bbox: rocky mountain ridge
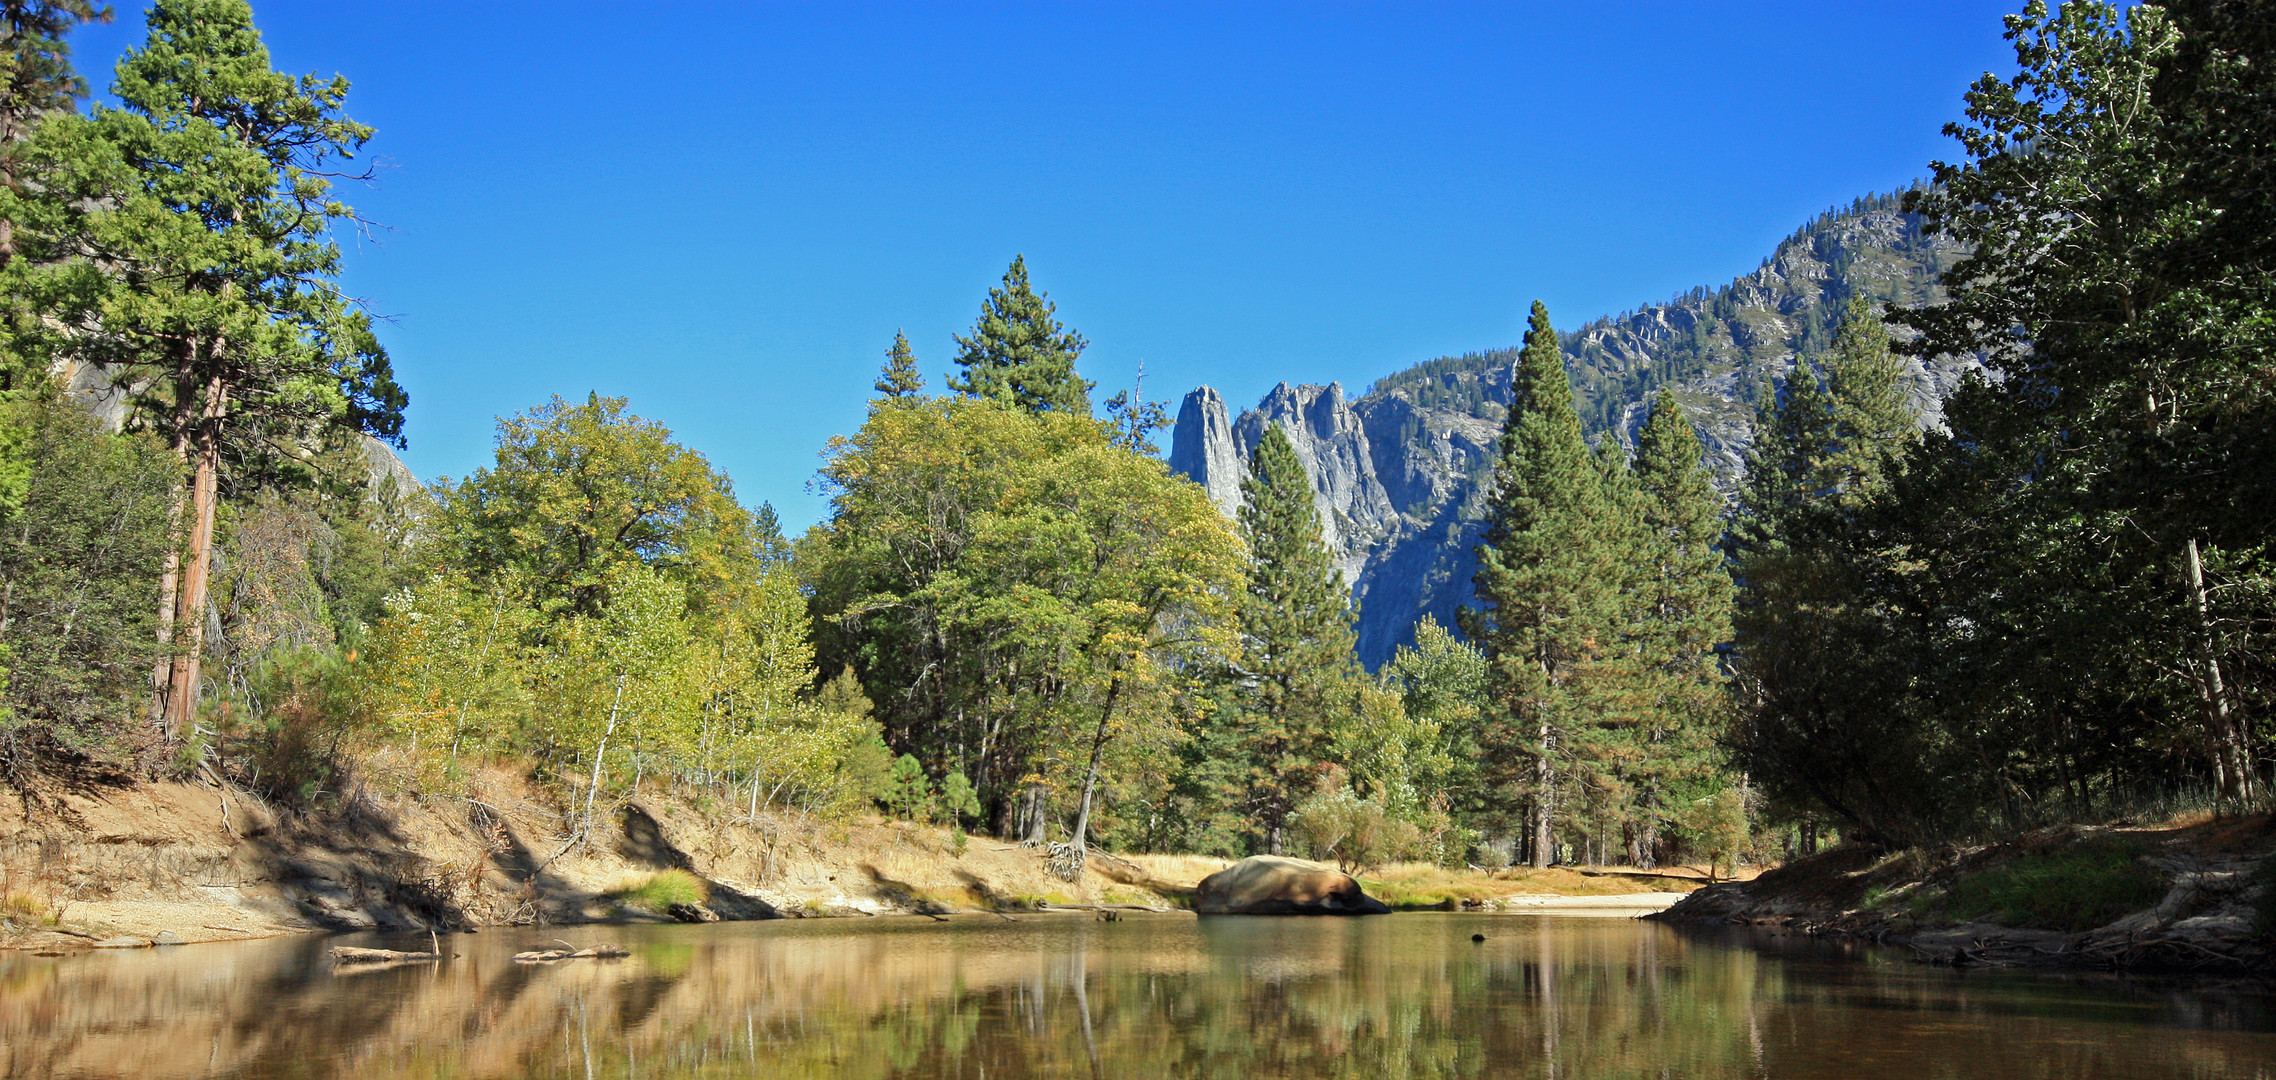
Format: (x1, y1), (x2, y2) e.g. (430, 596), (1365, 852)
(1170, 191), (1982, 667)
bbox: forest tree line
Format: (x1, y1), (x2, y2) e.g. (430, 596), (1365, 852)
(0, 0), (2265, 876)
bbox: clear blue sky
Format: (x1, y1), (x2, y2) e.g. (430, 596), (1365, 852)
(75, 2), (2021, 529)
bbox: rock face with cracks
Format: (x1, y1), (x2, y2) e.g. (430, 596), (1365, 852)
(1193, 856), (1391, 916)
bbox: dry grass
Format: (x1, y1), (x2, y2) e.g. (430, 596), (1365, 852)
(0, 890), (50, 927)
(1358, 863), (1715, 907)
(1116, 853), (1236, 888)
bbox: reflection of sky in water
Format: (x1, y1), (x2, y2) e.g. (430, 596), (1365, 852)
(3, 913), (2274, 1079)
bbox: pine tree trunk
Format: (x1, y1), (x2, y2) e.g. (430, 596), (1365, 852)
(2185, 537), (2253, 804)
(150, 392), (193, 739)
(1530, 722), (1554, 868)
(149, 498), (183, 736)
(163, 372), (226, 733)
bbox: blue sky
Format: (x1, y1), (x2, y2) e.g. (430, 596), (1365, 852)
(76, 2), (2021, 529)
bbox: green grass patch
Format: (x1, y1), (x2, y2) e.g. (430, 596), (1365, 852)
(1926, 838), (2166, 932)
(616, 869), (706, 914)
(1363, 879), (1498, 909)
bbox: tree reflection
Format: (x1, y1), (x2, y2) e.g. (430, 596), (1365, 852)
(0, 916), (2269, 1079)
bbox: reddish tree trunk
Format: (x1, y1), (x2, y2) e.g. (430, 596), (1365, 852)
(163, 370), (225, 733)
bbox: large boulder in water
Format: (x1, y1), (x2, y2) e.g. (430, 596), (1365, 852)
(1193, 856), (1392, 915)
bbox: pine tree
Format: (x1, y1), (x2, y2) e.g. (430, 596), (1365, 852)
(1820, 298), (1914, 502)
(66, 0), (407, 735)
(752, 501), (789, 568)
(0, 0), (103, 272)
(1729, 306), (1920, 842)
(874, 329), (925, 398)
(1625, 388), (1734, 866)
(0, 1), (105, 513)
(1575, 436), (1652, 859)
(1460, 301), (1618, 867)
(1732, 365), (1835, 559)
(1235, 423), (1357, 854)
(947, 255), (1093, 416)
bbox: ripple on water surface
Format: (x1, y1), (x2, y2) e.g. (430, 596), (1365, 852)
(3, 912), (2274, 1079)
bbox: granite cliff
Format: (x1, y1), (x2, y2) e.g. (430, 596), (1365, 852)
(1170, 192), (1982, 667)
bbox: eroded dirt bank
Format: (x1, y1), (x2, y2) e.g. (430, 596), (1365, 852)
(1649, 817), (2275, 974)
(0, 771), (1194, 951)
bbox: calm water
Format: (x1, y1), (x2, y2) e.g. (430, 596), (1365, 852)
(3, 912), (2273, 1079)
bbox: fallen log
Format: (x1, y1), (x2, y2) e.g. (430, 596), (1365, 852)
(512, 943), (630, 963)
(331, 930), (445, 965)
(330, 946), (437, 964)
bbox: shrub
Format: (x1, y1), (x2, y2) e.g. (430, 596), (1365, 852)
(225, 647), (365, 808)
(1681, 789), (1752, 881)
(1289, 773), (1426, 874)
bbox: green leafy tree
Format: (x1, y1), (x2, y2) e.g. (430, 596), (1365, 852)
(559, 564), (693, 841)
(358, 568), (536, 776)
(1379, 615), (1487, 836)
(1460, 301), (1620, 867)
(436, 394), (756, 619)
(806, 394), (1241, 847)
(946, 255), (1093, 416)
(1234, 423), (1359, 854)
(1888, 0), (2276, 808)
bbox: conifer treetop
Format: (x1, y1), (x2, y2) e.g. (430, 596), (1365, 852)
(948, 255), (1093, 416)
(875, 329), (925, 398)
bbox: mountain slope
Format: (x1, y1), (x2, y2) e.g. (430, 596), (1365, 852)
(1170, 190), (1980, 667)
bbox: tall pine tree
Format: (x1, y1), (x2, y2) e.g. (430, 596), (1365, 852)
(1729, 301), (1923, 842)
(875, 329), (925, 398)
(1732, 364), (1836, 560)
(1821, 299), (1913, 502)
(62, 0), (407, 734)
(1624, 388), (1734, 866)
(1461, 301), (1619, 867)
(1234, 423), (1357, 854)
(947, 255), (1092, 416)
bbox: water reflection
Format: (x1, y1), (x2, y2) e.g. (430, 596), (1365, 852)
(2, 914), (2271, 1079)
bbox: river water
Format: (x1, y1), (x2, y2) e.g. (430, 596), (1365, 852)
(2, 911), (2272, 1079)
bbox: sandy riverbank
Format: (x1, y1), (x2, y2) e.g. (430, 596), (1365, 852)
(3, 770), (1713, 950)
